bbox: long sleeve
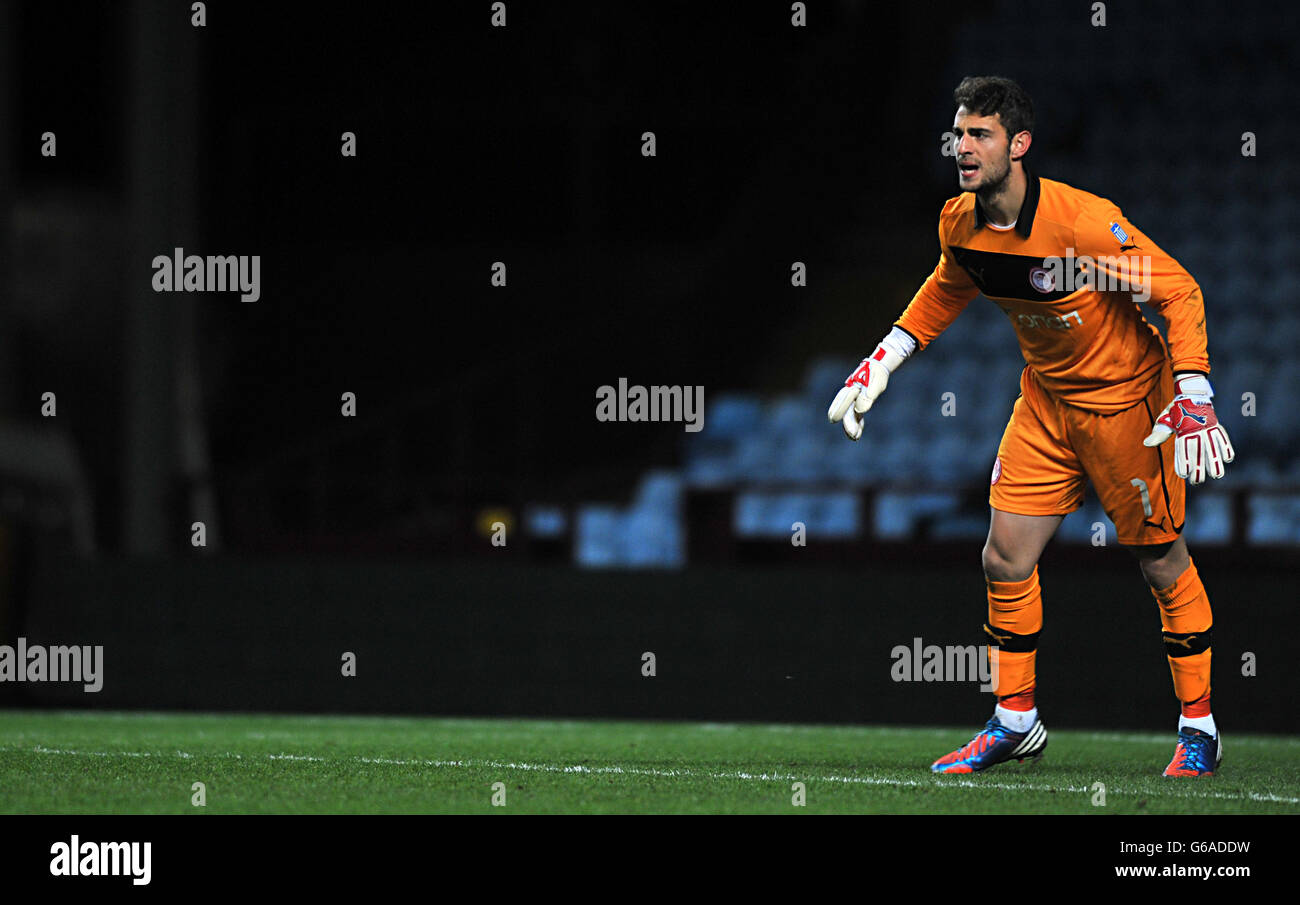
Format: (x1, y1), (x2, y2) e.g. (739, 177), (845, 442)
(894, 219), (980, 350)
(1076, 200), (1210, 376)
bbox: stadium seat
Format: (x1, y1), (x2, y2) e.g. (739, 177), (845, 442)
(704, 394), (763, 440)
(873, 491), (962, 541)
(1183, 494), (1233, 545)
(1246, 494), (1300, 545)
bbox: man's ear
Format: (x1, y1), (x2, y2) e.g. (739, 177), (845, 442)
(1009, 130), (1033, 162)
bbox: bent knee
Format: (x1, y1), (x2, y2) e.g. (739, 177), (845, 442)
(982, 543), (1037, 583)
(1127, 538), (1190, 589)
(1138, 556), (1187, 590)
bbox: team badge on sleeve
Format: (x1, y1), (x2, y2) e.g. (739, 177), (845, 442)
(1109, 221), (1130, 245)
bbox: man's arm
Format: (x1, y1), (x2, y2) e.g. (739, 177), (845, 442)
(1077, 200), (1232, 483)
(828, 212), (978, 440)
(893, 222), (981, 350)
(1079, 200), (1210, 376)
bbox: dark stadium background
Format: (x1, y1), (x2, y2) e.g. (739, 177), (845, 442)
(1, 1), (1296, 731)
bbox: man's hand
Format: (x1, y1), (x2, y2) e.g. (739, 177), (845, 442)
(828, 344), (904, 441)
(1142, 373), (1235, 484)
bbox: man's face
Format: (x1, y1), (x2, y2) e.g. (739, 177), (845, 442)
(952, 106), (1012, 192)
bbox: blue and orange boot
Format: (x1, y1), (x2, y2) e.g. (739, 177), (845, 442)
(931, 714), (1048, 773)
(1162, 727), (1222, 776)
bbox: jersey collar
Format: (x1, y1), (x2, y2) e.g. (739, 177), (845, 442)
(973, 163), (1039, 239)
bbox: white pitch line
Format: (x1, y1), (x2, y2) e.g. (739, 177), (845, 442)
(407, 757), (1300, 805)
(16, 745), (1299, 806)
(32, 712), (1300, 748)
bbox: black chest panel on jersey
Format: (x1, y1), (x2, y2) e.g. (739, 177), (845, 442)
(949, 245), (1085, 303)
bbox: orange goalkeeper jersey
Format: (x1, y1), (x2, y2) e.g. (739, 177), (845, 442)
(895, 166), (1210, 413)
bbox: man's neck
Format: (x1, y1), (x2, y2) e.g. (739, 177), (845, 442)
(977, 163), (1027, 227)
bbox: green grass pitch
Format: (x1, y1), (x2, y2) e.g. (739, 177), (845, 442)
(0, 710), (1296, 814)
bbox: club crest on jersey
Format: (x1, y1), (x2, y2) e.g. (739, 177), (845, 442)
(1109, 221), (1129, 245)
(1028, 266), (1055, 293)
(990, 456), (1002, 485)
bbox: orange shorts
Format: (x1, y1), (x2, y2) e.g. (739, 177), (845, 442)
(988, 364), (1184, 546)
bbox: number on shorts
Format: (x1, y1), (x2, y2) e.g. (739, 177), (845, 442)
(1130, 478), (1153, 517)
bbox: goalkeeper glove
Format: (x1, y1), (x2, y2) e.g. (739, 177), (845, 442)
(1142, 372), (1235, 484)
(827, 336), (907, 441)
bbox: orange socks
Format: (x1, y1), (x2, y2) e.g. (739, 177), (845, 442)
(984, 559), (1213, 719)
(1151, 556), (1213, 716)
(985, 566), (1043, 702)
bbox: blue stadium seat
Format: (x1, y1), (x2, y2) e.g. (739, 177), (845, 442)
(704, 394), (763, 440)
(1183, 494), (1233, 545)
(524, 505), (567, 539)
(734, 436), (784, 484)
(876, 435), (926, 482)
(1217, 457), (1280, 490)
(930, 514), (990, 541)
(771, 435), (829, 482)
(924, 434), (979, 484)
(821, 440), (867, 486)
(873, 491), (961, 541)
(623, 510), (684, 567)
(1246, 494), (1300, 545)
(574, 505), (624, 568)
(684, 452), (738, 489)
(633, 470), (682, 515)
(734, 491), (860, 540)
(765, 394), (819, 438)
(573, 471), (688, 569)
(804, 358), (855, 400)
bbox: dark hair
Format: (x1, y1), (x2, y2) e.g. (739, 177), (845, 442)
(953, 76), (1034, 144)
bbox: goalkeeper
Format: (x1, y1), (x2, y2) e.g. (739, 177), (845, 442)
(829, 76), (1233, 776)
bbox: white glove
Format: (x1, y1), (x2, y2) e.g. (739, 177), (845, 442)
(1142, 373), (1235, 484)
(827, 343), (905, 441)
